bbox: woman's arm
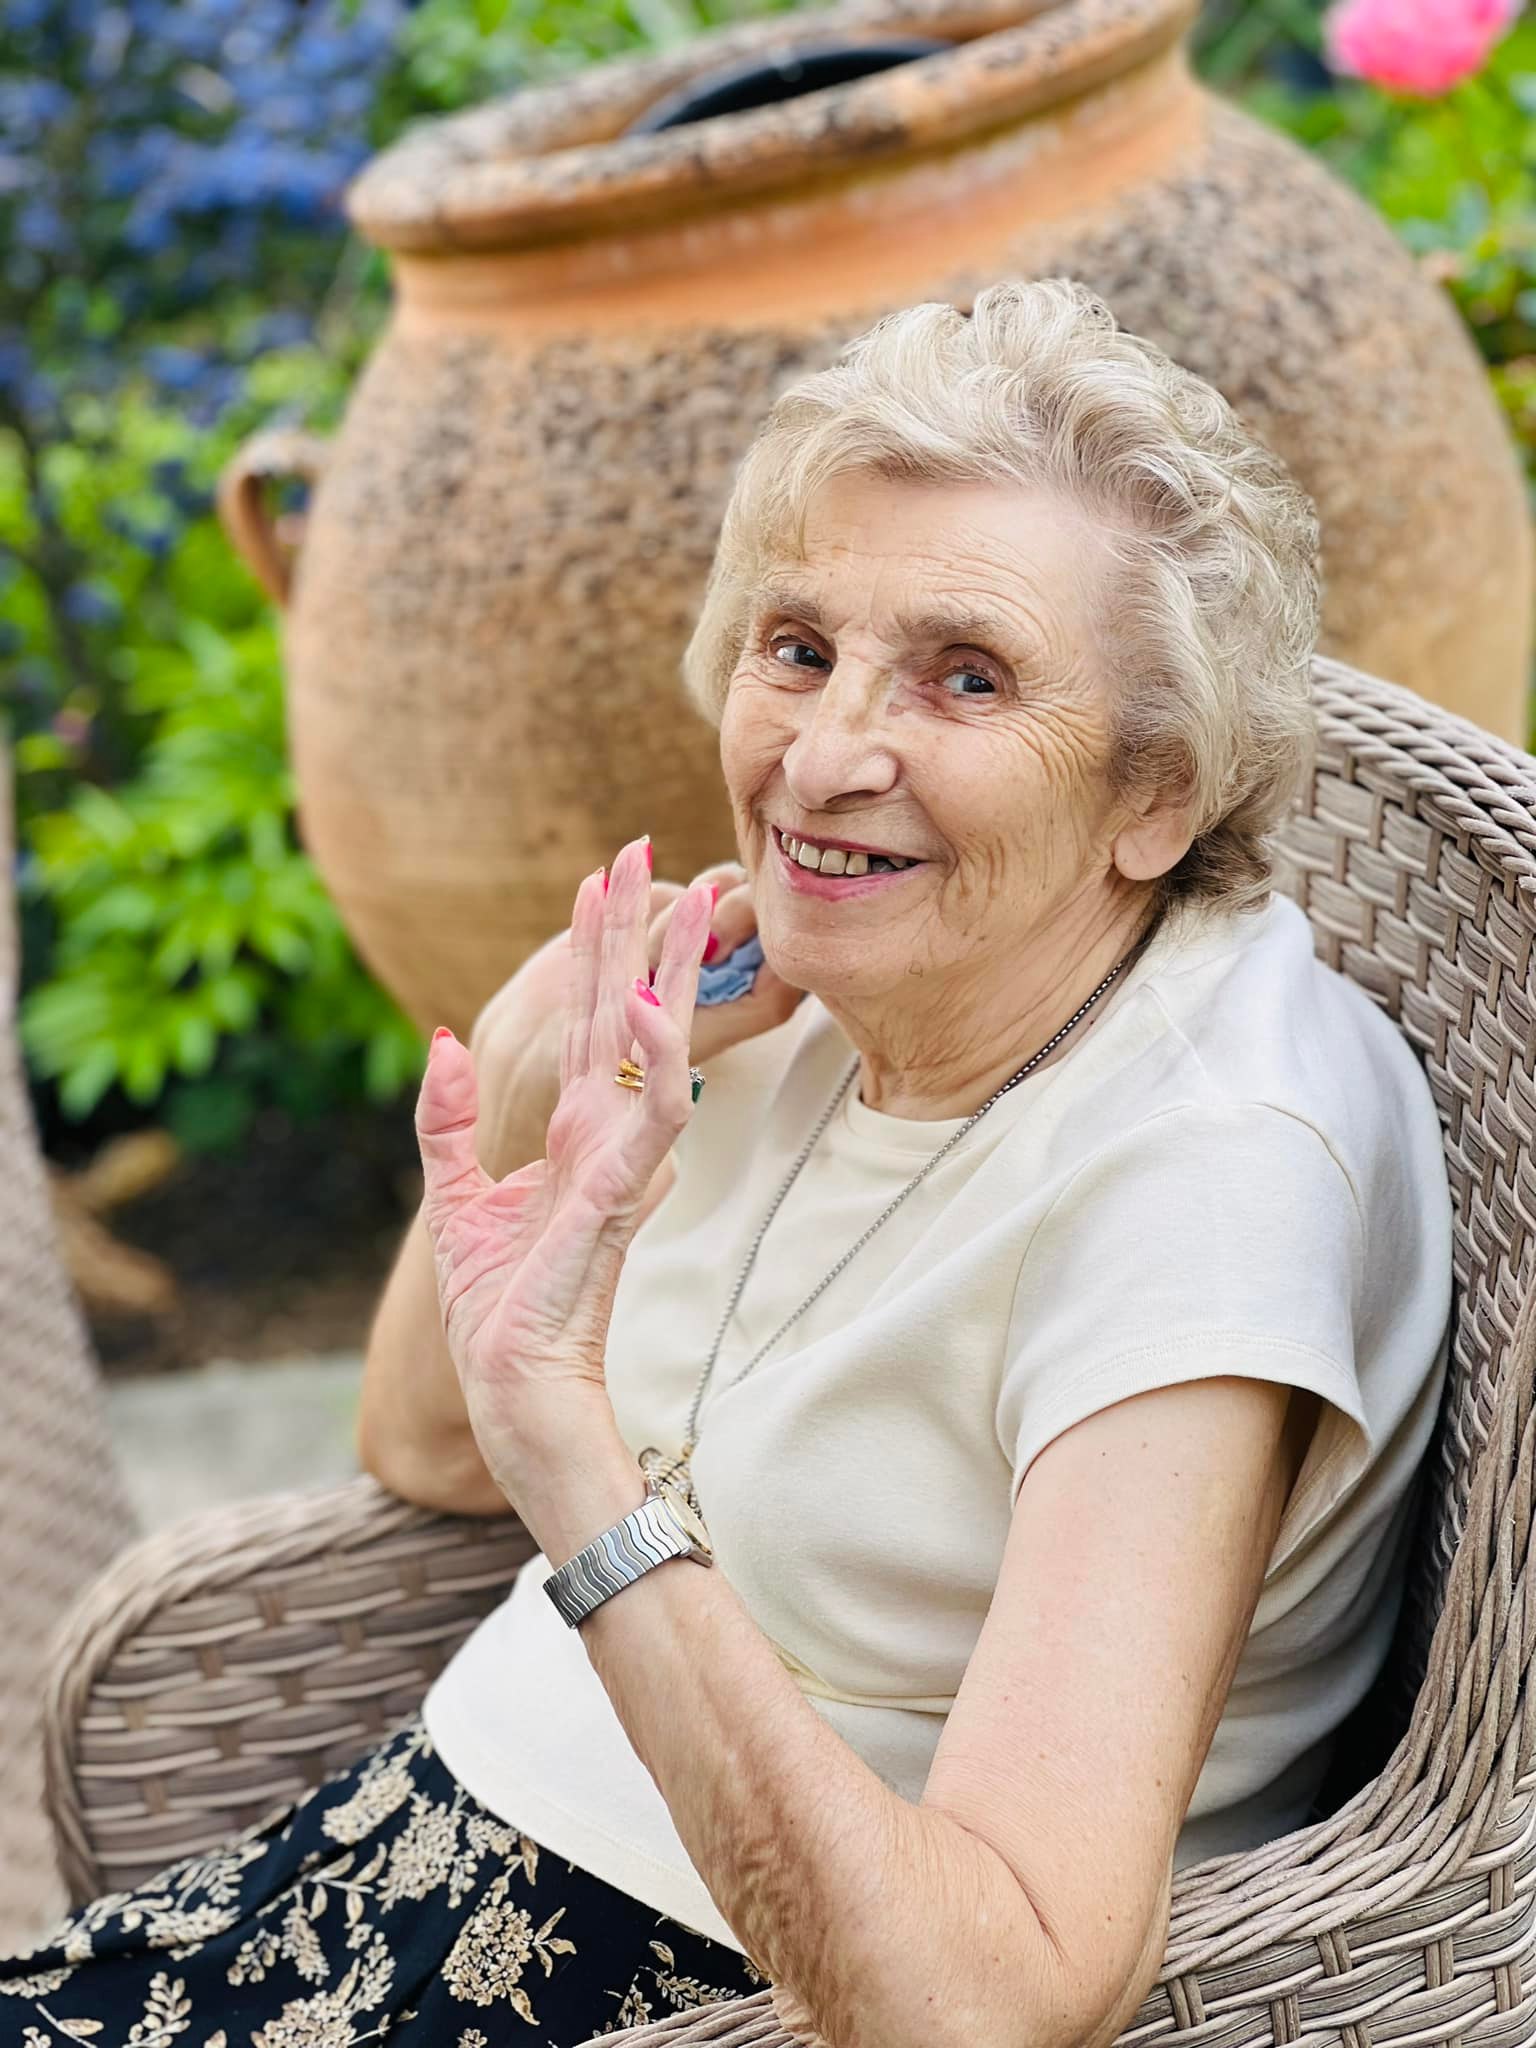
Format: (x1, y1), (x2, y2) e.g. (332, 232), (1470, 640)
(356, 1202), (521, 1517)
(515, 1371), (1307, 2048)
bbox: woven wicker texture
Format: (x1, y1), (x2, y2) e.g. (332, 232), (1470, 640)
(0, 751), (137, 1956)
(40, 660), (1536, 2044)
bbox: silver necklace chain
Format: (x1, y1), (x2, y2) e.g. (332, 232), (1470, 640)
(638, 916), (1162, 1508)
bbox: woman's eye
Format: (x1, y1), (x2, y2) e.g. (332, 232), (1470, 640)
(942, 668), (997, 698)
(770, 639), (826, 671)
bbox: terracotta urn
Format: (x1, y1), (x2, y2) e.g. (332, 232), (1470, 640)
(221, 0), (1533, 1040)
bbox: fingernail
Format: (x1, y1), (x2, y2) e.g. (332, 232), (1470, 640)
(600, 866), (609, 894)
(634, 977), (661, 1006)
(709, 882), (721, 907)
(432, 1026), (454, 1047)
(643, 835), (653, 874)
(703, 933), (719, 962)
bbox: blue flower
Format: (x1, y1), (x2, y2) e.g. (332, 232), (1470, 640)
(0, 338), (30, 396)
(144, 345), (207, 393)
(62, 584), (121, 628)
(16, 199), (67, 253)
(0, 77), (73, 138)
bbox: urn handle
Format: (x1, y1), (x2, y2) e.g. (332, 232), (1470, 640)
(217, 427), (330, 608)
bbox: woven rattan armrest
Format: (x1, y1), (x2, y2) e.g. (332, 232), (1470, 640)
(41, 1473), (536, 1905)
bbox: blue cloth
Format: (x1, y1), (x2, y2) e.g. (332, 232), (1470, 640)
(695, 933), (764, 1005)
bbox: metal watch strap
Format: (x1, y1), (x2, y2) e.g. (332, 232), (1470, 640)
(543, 1488), (712, 1629)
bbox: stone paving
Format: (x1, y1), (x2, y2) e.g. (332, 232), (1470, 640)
(104, 1352), (365, 1531)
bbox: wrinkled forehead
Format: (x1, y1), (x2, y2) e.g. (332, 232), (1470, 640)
(745, 469), (1114, 617)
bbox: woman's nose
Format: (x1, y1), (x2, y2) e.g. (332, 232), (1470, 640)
(779, 678), (901, 811)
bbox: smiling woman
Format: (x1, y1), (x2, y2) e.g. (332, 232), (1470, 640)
(3, 281), (1454, 2048)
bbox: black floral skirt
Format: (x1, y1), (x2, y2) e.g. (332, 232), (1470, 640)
(1, 1713), (766, 2045)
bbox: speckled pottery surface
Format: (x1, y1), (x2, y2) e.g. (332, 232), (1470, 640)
(221, 0), (1533, 1038)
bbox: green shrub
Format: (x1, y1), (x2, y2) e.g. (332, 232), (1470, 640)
(8, 351), (419, 1152)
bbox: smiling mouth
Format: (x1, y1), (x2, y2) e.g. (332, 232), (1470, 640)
(773, 826), (923, 877)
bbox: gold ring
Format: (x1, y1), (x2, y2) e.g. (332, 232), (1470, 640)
(614, 1058), (645, 1091)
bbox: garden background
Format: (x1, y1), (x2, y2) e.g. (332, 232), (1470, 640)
(4, 0), (1534, 1380)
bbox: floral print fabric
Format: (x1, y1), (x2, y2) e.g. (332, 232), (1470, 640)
(1, 1715), (766, 2046)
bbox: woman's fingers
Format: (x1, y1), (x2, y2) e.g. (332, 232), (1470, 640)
(415, 1029), (492, 1231)
(624, 971), (698, 1151)
(650, 879), (715, 1028)
(559, 868), (608, 1089)
(649, 861), (747, 972)
(702, 875), (761, 960)
(643, 879), (688, 975)
(592, 836), (654, 1077)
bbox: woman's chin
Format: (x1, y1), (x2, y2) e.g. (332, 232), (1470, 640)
(761, 928), (895, 1003)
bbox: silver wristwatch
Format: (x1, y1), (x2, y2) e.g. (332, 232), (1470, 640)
(542, 1481), (715, 1628)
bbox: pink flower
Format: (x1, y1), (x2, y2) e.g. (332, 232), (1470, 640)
(1324, 0), (1522, 96)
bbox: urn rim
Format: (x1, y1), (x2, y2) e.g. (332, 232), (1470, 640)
(347, 0), (1198, 255)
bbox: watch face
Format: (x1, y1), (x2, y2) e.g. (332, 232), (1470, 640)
(659, 1485), (713, 1557)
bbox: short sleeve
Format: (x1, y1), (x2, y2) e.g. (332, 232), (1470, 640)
(995, 1102), (1372, 1570)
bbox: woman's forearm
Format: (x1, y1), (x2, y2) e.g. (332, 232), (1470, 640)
(516, 1431), (1077, 2048)
(356, 1207), (517, 1514)
(355, 1050), (558, 1514)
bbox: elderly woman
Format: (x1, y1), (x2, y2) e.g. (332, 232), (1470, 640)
(0, 280), (1452, 2048)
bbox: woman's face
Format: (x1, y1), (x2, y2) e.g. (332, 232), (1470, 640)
(719, 470), (1172, 1005)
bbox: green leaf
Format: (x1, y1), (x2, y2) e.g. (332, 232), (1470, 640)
(171, 1011), (219, 1075)
(70, 883), (163, 944)
(205, 970), (261, 1033)
(15, 733), (73, 774)
(248, 911), (313, 973)
(57, 1046), (120, 1122)
(121, 1036), (169, 1104)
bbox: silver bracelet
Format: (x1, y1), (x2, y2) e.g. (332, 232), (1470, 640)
(542, 1483), (715, 1628)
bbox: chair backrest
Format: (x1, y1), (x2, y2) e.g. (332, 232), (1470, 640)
(1274, 658), (1536, 1764)
(0, 750), (137, 1949)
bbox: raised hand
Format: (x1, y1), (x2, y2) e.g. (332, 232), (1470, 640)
(413, 835), (714, 1495)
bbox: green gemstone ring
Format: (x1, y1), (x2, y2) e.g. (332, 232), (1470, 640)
(689, 1066), (706, 1104)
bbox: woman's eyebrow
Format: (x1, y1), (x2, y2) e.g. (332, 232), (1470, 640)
(746, 581), (822, 626)
(892, 601), (1033, 655)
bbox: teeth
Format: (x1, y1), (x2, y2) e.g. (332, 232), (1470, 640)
(778, 830), (909, 879)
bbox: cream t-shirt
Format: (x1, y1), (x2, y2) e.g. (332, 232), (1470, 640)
(424, 892), (1454, 1954)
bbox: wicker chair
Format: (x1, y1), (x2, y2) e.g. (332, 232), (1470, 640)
(40, 659), (1536, 2047)
(0, 749), (137, 1954)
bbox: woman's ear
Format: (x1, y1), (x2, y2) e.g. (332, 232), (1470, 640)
(1111, 794), (1197, 885)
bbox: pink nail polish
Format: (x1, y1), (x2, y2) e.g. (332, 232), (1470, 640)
(634, 977), (661, 1006)
(432, 1026), (454, 1044)
(600, 867), (609, 894)
(703, 933), (719, 962)
(708, 882), (721, 907)
(643, 836), (653, 874)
